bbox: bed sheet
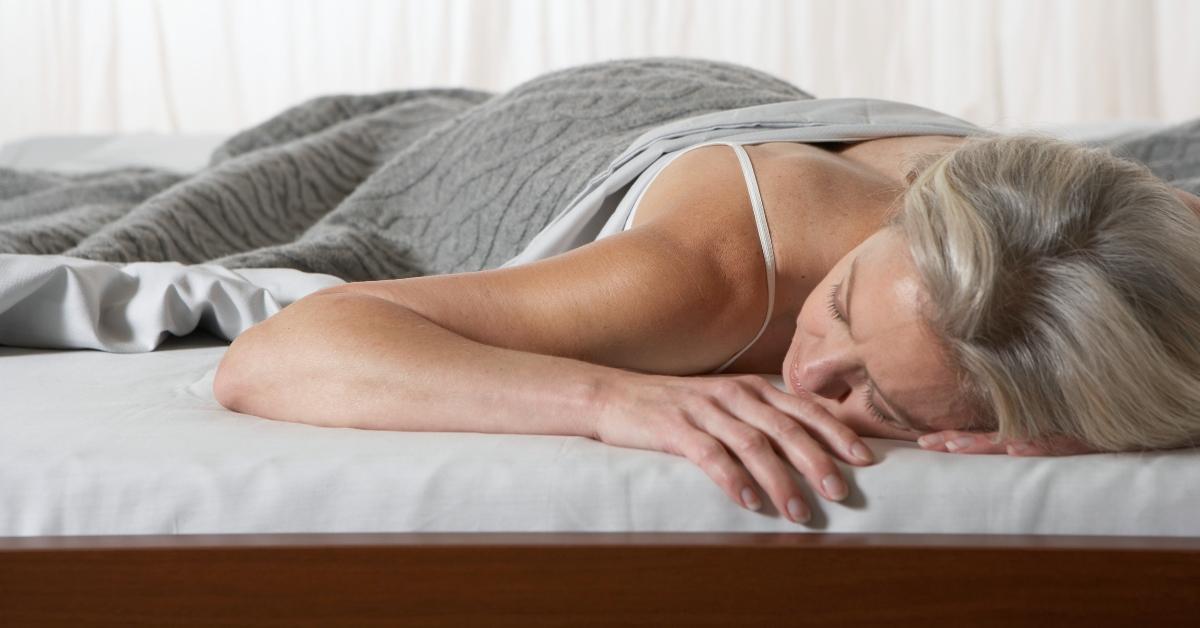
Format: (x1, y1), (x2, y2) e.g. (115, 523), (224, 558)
(1, 331), (1196, 536)
(2, 122), (1198, 537)
(0, 121), (1170, 173)
(0, 133), (230, 173)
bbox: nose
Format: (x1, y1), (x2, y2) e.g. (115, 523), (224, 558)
(795, 353), (855, 402)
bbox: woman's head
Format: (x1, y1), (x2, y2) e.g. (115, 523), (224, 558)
(786, 132), (1200, 452)
(782, 226), (978, 440)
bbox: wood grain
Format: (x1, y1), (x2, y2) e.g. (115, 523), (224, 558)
(2, 533), (1197, 627)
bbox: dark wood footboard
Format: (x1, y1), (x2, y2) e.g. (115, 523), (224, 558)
(2, 532), (1198, 627)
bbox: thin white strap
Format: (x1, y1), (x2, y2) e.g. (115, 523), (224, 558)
(711, 143), (776, 374)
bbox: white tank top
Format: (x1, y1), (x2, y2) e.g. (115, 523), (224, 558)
(622, 141), (775, 375)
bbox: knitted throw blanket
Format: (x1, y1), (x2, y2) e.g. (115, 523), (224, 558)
(0, 58), (812, 281)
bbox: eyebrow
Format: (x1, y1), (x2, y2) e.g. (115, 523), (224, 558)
(844, 255), (927, 432)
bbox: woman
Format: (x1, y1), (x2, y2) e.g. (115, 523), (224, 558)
(213, 126), (1200, 525)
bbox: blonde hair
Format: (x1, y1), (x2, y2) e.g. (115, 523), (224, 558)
(887, 132), (1200, 452)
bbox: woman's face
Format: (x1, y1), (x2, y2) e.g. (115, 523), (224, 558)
(781, 227), (972, 440)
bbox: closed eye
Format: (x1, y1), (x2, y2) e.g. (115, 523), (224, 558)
(826, 280), (901, 428)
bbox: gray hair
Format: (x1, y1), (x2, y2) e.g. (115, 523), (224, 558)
(887, 132), (1200, 452)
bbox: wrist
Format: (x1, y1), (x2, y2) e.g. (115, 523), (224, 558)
(586, 367), (667, 444)
(583, 367), (630, 442)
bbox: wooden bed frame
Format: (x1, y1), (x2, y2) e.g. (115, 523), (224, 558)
(2, 532), (1197, 626)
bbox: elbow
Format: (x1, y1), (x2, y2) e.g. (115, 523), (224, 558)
(213, 320), (273, 413)
(211, 290), (336, 413)
(211, 289), (354, 416)
(213, 335), (250, 412)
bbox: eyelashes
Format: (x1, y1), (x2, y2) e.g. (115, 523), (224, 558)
(861, 382), (889, 424)
(825, 280), (891, 426)
(825, 280), (845, 321)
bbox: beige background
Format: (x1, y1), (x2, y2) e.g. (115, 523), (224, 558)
(0, 0), (1196, 144)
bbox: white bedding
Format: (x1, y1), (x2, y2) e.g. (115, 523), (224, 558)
(0, 132), (229, 173)
(1, 332), (1196, 536)
(2, 124), (1198, 537)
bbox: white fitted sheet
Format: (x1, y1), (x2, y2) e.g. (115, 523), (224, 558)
(1, 332), (1197, 536)
(3, 123), (1198, 537)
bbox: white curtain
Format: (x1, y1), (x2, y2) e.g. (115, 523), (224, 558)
(1, 0), (1196, 144)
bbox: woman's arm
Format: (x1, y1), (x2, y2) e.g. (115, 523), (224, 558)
(213, 228), (875, 522)
(212, 162), (879, 519)
(214, 290), (612, 436)
(213, 196), (764, 432)
(213, 275), (874, 522)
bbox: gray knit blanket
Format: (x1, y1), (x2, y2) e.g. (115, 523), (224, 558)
(4, 57), (1198, 281)
(0, 58), (815, 281)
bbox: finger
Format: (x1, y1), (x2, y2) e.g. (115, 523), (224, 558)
(918, 430), (1007, 455)
(670, 424), (771, 513)
(755, 380), (876, 466)
(711, 380), (855, 500)
(1005, 441), (1045, 456)
(689, 400), (817, 523)
(718, 386), (854, 505)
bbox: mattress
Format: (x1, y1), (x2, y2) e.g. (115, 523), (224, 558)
(2, 124), (1198, 537)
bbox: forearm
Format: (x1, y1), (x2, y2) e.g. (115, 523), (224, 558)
(214, 291), (622, 438)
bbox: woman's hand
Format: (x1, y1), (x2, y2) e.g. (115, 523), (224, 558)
(592, 372), (877, 524)
(916, 430), (1096, 456)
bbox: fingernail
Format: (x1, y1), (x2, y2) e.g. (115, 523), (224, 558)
(741, 487), (761, 510)
(787, 497), (810, 523)
(822, 474), (848, 501)
(918, 434), (944, 448)
(850, 441), (874, 463)
(946, 436), (975, 452)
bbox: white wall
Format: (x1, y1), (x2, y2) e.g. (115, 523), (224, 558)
(1, 0), (1196, 144)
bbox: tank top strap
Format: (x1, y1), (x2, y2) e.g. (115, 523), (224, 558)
(709, 142), (777, 375)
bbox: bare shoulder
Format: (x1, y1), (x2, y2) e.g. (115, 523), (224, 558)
(317, 219), (763, 376)
(318, 140), (923, 376)
(622, 142), (893, 372)
(628, 144), (754, 230)
(319, 144), (789, 375)
(630, 140), (906, 291)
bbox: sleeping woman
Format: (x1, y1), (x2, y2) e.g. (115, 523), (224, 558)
(213, 130), (1200, 525)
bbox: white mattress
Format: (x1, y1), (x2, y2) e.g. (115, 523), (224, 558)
(2, 332), (1197, 536)
(3, 123), (1198, 537)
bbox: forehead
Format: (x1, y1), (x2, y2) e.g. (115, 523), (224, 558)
(856, 231), (967, 429)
